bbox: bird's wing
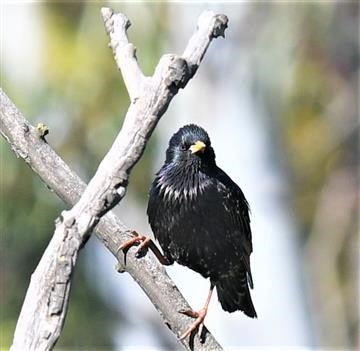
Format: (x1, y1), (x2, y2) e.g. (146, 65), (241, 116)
(214, 167), (254, 289)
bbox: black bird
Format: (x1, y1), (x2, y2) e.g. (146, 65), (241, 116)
(120, 124), (256, 339)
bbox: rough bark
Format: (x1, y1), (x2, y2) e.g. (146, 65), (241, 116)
(2, 7), (228, 351)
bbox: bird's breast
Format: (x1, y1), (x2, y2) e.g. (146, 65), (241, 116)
(149, 174), (229, 278)
(156, 164), (211, 202)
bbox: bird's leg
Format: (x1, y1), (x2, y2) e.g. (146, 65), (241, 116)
(117, 231), (172, 265)
(178, 282), (215, 340)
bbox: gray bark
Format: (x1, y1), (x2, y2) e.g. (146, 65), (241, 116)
(1, 7), (228, 351)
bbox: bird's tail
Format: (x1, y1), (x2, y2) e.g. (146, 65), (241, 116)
(215, 269), (257, 318)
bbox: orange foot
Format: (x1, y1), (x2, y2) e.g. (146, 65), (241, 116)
(178, 307), (208, 340)
(117, 231), (172, 265)
(117, 231), (150, 257)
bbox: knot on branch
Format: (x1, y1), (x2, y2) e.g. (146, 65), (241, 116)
(165, 57), (190, 91)
(112, 172), (128, 190)
(212, 14), (228, 38)
(36, 123), (49, 141)
(98, 174), (128, 215)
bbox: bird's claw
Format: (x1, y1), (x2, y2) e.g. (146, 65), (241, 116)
(178, 308), (207, 340)
(135, 236), (151, 257)
(178, 308), (199, 318)
(117, 231), (150, 257)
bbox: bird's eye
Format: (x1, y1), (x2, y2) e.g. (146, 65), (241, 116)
(180, 143), (187, 151)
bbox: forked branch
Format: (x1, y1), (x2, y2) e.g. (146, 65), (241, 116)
(3, 7), (228, 351)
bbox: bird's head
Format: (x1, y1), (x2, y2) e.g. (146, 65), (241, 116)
(165, 124), (216, 168)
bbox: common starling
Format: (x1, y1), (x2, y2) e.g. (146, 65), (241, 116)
(120, 124), (256, 339)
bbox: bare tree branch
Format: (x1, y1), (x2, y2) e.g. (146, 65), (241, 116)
(0, 90), (221, 351)
(101, 8), (145, 100)
(3, 7), (228, 351)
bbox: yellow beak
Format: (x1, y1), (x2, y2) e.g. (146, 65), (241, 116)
(190, 140), (206, 154)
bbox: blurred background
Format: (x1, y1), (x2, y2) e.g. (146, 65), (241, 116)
(1, 1), (358, 350)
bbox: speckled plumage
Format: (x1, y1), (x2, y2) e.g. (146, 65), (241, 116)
(147, 124), (256, 317)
